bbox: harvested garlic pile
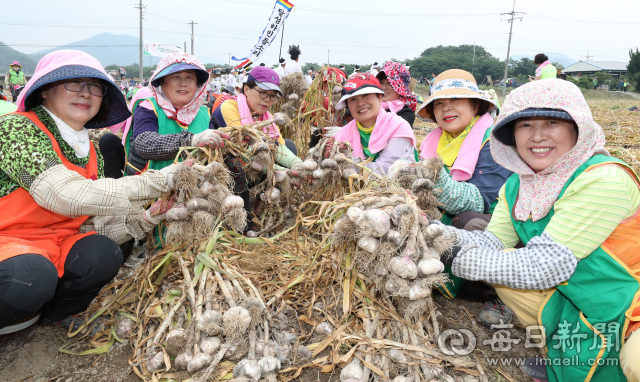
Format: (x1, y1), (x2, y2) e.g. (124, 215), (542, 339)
(387, 157), (444, 220)
(293, 136), (357, 185)
(137, 264), (303, 381)
(164, 161), (246, 245)
(332, 193), (449, 320)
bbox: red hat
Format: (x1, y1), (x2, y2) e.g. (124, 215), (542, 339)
(335, 73), (384, 110)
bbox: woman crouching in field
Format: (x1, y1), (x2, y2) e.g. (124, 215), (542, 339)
(440, 79), (640, 382)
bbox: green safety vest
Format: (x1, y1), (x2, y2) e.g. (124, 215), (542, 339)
(124, 97), (210, 173)
(7, 69), (26, 86)
(540, 64), (557, 80)
(504, 155), (640, 382)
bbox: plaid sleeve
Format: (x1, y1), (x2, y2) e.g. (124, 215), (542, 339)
(433, 168), (485, 215)
(451, 231), (578, 290)
(134, 131), (194, 161)
(441, 225), (506, 251)
(30, 164), (169, 218)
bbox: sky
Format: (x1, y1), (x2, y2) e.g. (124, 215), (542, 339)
(3, 0), (639, 67)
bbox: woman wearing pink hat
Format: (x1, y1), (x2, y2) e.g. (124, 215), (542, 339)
(0, 50), (192, 351)
(328, 73), (418, 175)
(6, 61), (26, 102)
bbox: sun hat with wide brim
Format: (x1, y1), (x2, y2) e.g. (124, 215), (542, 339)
(416, 69), (496, 122)
(335, 73), (384, 110)
(492, 108), (574, 147)
(18, 50), (131, 129)
(10, 61), (21, 68)
(151, 63), (209, 87)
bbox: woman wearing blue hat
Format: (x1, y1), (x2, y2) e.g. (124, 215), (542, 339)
(0, 50), (190, 351)
(124, 53), (229, 177)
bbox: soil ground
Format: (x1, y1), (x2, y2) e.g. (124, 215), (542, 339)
(1, 287), (540, 382)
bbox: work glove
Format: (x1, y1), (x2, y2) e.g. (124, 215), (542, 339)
(191, 129), (230, 149)
(142, 198), (175, 225)
(274, 169), (301, 188)
(322, 126), (340, 138)
(159, 159), (195, 190)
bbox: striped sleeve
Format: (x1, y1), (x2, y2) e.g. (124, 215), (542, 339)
(486, 185), (520, 248)
(546, 165), (640, 259)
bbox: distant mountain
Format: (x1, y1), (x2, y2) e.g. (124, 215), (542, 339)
(510, 52), (577, 68)
(0, 43), (38, 74)
(28, 32), (223, 67)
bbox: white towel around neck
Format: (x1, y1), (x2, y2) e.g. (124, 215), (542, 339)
(42, 106), (91, 159)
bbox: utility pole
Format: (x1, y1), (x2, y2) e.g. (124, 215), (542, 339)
(229, 52), (231, 66)
(583, 52), (593, 61)
(189, 21), (197, 55)
(135, 0), (145, 82)
(501, 1), (525, 96)
(184, 42), (186, 53)
(328, 48), (330, 65)
(472, 41), (476, 76)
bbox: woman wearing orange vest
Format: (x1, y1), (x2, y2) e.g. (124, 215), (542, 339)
(0, 50), (190, 352)
(439, 79), (640, 381)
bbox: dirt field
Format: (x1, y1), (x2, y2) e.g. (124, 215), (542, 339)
(2, 97), (640, 382)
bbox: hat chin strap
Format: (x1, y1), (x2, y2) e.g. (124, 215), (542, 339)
(430, 78), (479, 95)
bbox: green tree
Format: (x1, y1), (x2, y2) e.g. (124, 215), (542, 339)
(406, 45), (503, 84)
(627, 48), (640, 91)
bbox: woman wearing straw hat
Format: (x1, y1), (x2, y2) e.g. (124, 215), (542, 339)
(417, 69), (513, 323)
(0, 50), (192, 351)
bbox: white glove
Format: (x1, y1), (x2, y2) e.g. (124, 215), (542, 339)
(141, 198), (174, 225)
(191, 129), (230, 149)
(322, 126), (341, 138)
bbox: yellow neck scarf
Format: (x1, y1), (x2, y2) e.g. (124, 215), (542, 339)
(436, 115), (480, 167)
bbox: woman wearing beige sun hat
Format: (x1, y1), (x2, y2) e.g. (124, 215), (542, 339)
(417, 70), (513, 318)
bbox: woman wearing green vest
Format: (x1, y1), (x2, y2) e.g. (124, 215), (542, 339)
(532, 53), (557, 81)
(441, 79), (640, 382)
(6, 61), (27, 102)
(416, 70), (514, 325)
(124, 53), (228, 176)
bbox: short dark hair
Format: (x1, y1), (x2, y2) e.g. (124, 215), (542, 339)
(423, 98), (493, 121)
(241, 81), (257, 95)
(534, 54), (549, 65)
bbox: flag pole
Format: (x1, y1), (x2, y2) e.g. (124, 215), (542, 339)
(278, 19), (286, 61)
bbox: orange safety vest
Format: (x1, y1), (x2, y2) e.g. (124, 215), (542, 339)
(0, 111), (97, 277)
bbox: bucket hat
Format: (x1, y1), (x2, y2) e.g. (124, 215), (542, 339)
(417, 69), (496, 122)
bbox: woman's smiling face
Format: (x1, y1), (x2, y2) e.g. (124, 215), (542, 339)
(432, 98), (477, 138)
(161, 70), (198, 109)
(514, 117), (578, 173)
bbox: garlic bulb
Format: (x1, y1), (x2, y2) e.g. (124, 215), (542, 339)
(303, 158), (318, 171)
(321, 158), (339, 169)
(187, 352), (213, 374)
(146, 352), (165, 372)
(346, 206), (365, 224)
(357, 237), (380, 254)
(363, 209), (391, 237)
(199, 335), (222, 355)
(315, 321), (333, 336)
(409, 282), (431, 300)
(388, 349), (408, 363)
(417, 258), (444, 276)
(258, 356), (281, 375)
(388, 256), (418, 279)
(233, 359), (262, 381)
(313, 169), (326, 179)
(115, 317), (134, 339)
(223, 306), (252, 338)
(165, 328), (187, 357)
(222, 195), (244, 213)
(174, 352), (192, 370)
(425, 224), (444, 239)
(342, 167), (357, 179)
(340, 360), (363, 381)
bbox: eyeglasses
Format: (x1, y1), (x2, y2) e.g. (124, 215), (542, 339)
(254, 87), (279, 102)
(63, 79), (108, 97)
